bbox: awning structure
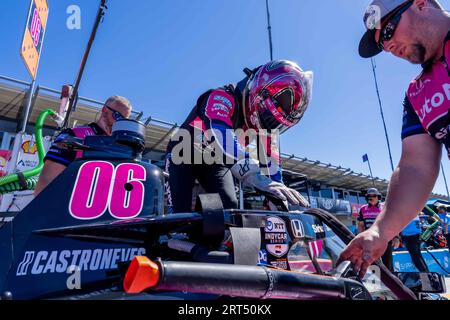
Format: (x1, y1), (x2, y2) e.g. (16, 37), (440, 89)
(427, 199), (450, 208)
(0, 77), (448, 200)
(280, 154), (390, 193)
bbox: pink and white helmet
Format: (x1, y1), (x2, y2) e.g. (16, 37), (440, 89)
(243, 60), (313, 133)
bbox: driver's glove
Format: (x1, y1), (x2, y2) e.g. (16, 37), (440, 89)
(231, 158), (309, 207)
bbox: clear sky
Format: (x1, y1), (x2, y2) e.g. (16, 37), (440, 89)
(1, 0), (450, 196)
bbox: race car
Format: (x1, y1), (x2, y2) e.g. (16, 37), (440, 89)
(0, 118), (445, 300)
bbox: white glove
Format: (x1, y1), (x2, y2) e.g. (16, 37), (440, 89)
(231, 159), (310, 207)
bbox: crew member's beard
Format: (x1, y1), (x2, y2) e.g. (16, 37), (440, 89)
(407, 43), (427, 64)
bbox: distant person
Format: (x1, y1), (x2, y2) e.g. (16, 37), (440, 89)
(357, 188), (398, 271)
(34, 96), (132, 196)
(401, 214), (429, 272)
(350, 220), (358, 235)
(419, 212), (430, 224)
(340, 0), (450, 277)
(437, 205), (450, 247)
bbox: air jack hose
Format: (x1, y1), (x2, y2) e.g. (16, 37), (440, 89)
(0, 109), (58, 194)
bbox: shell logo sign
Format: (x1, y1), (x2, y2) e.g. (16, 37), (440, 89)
(21, 140), (38, 155)
(20, 0), (49, 80)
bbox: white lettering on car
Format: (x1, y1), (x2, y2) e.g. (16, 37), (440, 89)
(16, 248), (146, 276)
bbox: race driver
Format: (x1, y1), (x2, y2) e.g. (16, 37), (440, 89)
(339, 0), (450, 277)
(34, 96), (132, 196)
(165, 60), (313, 213)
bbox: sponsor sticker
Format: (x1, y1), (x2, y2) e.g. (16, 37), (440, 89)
(213, 95), (232, 108)
(291, 219), (305, 238)
(264, 216), (289, 258)
(270, 259), (288, 270)
(258, 249), (268, 265)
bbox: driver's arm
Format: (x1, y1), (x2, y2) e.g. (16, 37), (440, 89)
(257, 132), (283, 182)
(34, 160), (67, 196)
(372, 133), (441, 242)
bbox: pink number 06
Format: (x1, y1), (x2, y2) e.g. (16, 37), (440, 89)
(69, 162), (146, 220)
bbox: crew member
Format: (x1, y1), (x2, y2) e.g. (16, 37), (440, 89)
(357, 188), (398, 270)
(339, 0), (450, 277)
(437, 205), (450, 247)
(401, 214), (429, 272)
(34, 96), (132, 196)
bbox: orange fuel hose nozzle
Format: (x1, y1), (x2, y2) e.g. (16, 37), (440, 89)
(123, 256), (160, 294)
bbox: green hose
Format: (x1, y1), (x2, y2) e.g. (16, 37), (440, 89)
(421, 205), (443, 242)
(0, 109), (57, 194)
(421, 220), (440, 242)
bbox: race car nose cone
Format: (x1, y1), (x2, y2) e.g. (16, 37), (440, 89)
(124, 256), (160, 294)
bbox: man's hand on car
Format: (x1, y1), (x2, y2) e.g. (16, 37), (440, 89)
(337, 225), (389, 278)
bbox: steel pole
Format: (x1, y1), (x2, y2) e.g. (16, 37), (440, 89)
(441, 162), (450, 201)
(371, 58), (395, 172)
(265, 0), (273, 61)
(63, 0), (108, 128)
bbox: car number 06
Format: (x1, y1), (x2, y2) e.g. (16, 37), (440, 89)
(69, 161), (146, 220)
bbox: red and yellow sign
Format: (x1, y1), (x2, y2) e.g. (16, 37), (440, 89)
(20, 0), (49, 80)
(21, 140), (38, 155)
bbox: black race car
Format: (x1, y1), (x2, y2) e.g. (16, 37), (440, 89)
(0, 119), (445, 300)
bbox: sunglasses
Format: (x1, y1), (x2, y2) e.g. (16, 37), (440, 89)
(105, 105), (125, 121)
(367, 195), (378, 199)
(378, 1), (413, 50)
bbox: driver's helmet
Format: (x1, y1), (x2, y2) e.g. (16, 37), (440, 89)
(243, 60), (313, 134)
(366, 188), (381, 201)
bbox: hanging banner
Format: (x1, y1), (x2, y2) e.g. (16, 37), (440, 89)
(20, 0), (49, 80)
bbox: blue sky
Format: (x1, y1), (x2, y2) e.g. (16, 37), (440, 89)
(1, 0), (450, 196)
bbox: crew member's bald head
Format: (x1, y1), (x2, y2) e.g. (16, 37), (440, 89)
(105, 96), (133, 118)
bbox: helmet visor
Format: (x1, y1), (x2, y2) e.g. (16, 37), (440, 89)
(257, 70), (314, 134)
(258, 96), (294, 133)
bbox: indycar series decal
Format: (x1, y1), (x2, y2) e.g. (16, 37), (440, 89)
(264, 216), (289, 259)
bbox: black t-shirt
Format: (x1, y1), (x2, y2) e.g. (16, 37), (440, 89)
(44, 123), (105, 167)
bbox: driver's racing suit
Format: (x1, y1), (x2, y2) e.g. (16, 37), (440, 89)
(165, 81), (283, 213)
